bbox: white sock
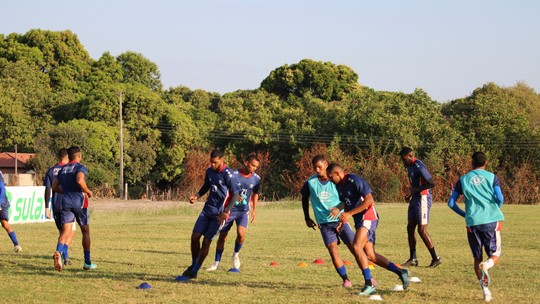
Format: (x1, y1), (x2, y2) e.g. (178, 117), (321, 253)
(484, 258), (494, 269)
(233, 252), (239, 258)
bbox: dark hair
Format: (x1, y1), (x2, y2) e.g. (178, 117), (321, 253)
(210, 149), (224, 159)
(326, 162), (343, 173)
(245, 154), (260, 163)
(311, 155), (327, 165)
(472, 151), (487, 167)
(67, 146), (81, 161)
(399, 147), (413, 156)
(57, 148), (68, 159)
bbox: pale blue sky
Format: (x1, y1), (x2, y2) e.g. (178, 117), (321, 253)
(2, 0), (539, 102)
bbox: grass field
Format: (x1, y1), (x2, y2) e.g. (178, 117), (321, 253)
(0, 201), (538, 303)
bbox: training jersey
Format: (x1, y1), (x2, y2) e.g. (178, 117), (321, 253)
(407, 158), (433, 198)
(44, 163), (66, 212)
(57, 161), (88, 209)
(0, 171), (10, 210)
(335, 174), (379, 223)
(231, 169), (261, 212)
(300, 174), (341, 225)
(454, 169), (505, 227)
(197, 165), (239, 217)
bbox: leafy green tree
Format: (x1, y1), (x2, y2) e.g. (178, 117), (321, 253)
(116, 51), (162, 91)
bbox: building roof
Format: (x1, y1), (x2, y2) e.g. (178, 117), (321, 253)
(0, 152), (35, 169)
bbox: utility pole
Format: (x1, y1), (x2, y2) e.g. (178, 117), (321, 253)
(119, 91), (125, 199)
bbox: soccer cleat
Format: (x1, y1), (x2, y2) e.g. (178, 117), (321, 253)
(175, 270), (197, 282)
(53, 251), (63, 272)
(206, 262), (220, 272)
(479, 262), (490, 287)
(64, 258), (72, 266)
(233, 254), (241, 269)
(402, 258), (418, 267)
(482, 286), (493, 302)
(357, 284), (377, 296)
(342, 279), (352, 288)
(428, 257), (442, 268)
(83, 262), (97, 270)
(398, 269), (410, 290)
(13, 245), (22, 254)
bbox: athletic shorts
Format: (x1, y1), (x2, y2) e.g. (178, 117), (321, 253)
(221, 209), (249, 233)
(53, 212), (77, 232)
(61, 207), (90, 227)
(467, 221), (502, 259)
(408, 194), (432, 225)
(193, 212), (221, 239)
(0, 209), (8, 221)
(319, 222), (355, 246)
(355, 219), (378, 244)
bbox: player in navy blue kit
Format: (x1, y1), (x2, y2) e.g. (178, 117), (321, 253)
(399, 147), (441, 267)
(327, 163), (410, 290)
(206, 154), (261, 272)
(44, 148), (75, 266)
(0, 171), (22, 253)
(176, 149), (240, 282)
(52, 146), (95, 272)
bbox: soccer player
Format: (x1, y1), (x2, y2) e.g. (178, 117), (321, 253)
(0, 170), (22, 253)
(44, 148), (75, 266)
(399, 147), (442, 267)
(327, 163), (410, 290)
(206, 154), (261, 272)
(176, 149), (240, 282)
(52, 146), (95, 272)
(447, 152), (504, 302)
(301, 155), (376, 296)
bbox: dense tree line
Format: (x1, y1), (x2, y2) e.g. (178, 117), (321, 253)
(1, 30), (539, 203)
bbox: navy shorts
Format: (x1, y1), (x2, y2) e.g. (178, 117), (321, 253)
(319, 222), (355, 246)
(61, 207), (90, 227)
(467, 221), (502, 259)
(408, 194), (432, 225)
(193, 212), (221, 239)
(355, 219), (378, 244)
(53, 211), (62, 231)
(221, 209), (249, 233)
(0, 208), (9, 221)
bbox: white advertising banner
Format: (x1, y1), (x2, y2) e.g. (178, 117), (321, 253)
(5, 186), (53, 224)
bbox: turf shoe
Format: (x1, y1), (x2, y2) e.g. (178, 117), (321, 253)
(402, 258), (418, 267)
(53, 251), (63, 272)
(342, 279), (352, 288)
(233, 254), (241, 269)
(182, 265), (193, 276)
(357, 284), (376, 296)
(398, 269), (410, 290)
(64, 258), (72, 266)
(206, 262), (220, 272)
(175, 270), (197, 282)
(428, 257), (442, 268)
(479, 262), (490, 287)
(83, 262), (97, 270)
(13, 245), (22, 254)
(482, 286), (493, 302)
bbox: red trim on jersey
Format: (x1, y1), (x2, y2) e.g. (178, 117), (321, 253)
(68, 160), (79, 164)
(217, 164), (227, 173)
(496, 221), (502, 231)
(362, 204), (378, 221)
(58, 162), (66, 166)
(240, 168), (252, 178)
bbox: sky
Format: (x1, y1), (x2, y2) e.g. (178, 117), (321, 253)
(1, 0), (539, 102)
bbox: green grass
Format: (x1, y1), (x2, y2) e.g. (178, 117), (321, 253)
(0, 202), (538, 303)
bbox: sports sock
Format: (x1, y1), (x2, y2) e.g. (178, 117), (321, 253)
(362, 268), (372, 285)
(410, 250), (417, 260)
(192, 262), (202, 273)
(8, 231), (19, 246)
(484, 258), (494, 269)
(215, 249), (224, 262)
(84, 250), (91, 264)
(55, 243), (65, 254)
(63, 244), (69, 260)
(234, 242), (243, 254)
(336, 265), (348, 281)
(387, 262), (402, 275)
(428, 247), (439, 260)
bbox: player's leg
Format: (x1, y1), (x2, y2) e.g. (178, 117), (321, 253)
(191, 213), (211, 266)
(77, 208), (95, 270)
(0, 209), (21, 253)
(64, 223), (76, 266)
(232, 211), (249, 269)
(417, 195), (441, 267)
(320, 223), (350, 287)
(365, 242), (410, 289)
(207, 215), (234, 271)
(54, 209), (75, 272)
(347, 224), (376, 295)
(404, 202), (419, 266)
(467, 225), (493, 302)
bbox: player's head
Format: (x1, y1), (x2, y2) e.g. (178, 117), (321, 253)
(399, 146), (414, 166)
(57, 148), (68, 162)
(326, 162), (345, 184)
(311, 155), (329, 178)
(67, 146), (82, 162)
(243, 154), (260, 174)
(471, 151), (488, 168)
(209, 149), (225, 172)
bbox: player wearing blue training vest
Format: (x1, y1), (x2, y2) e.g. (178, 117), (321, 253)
(52, 146), (95, 272)
(0, 171), (22, 253)
(447, 152), (504, 303)
(399, 147), (441, 267)
(207, 154), (261, 272)
(327, 163), (410, 291)
(44, 148), (75, 266)
(176, 149), (241, 282)
(301, 155), (376, 296)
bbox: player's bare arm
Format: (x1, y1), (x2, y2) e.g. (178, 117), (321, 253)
(250, 193), (259, 223)
(52, 177), (62, 194)
(339, 193), (374, 222)
(76, 172), (93, 198)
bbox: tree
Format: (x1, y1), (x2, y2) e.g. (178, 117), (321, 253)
(116, 51), (162, 91)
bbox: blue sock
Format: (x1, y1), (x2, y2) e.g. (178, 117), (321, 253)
(362, 268), (372, 281)
(56, 243), (65, 254)
(192, 262), (202, 273)
(63, 244), (69, 260)
(8, 231), (18, 246)
(336, 265), (348, 280)
(387, 262), (401, 275)
(234, 242), (243, 254)
(84, 250), (91, 264)
(215, 249), (224, 262)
